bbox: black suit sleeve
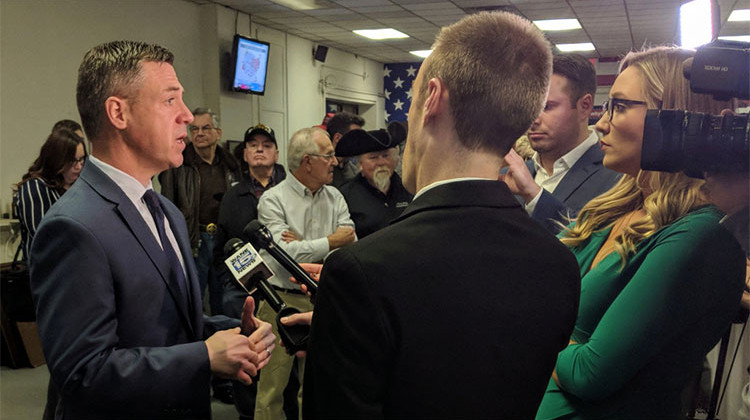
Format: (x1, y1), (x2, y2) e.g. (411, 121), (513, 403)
(531, 189), (573, 234)
(303, 248), (391, 418)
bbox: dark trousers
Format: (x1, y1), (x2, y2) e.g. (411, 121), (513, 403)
(195, 232), (223, 316)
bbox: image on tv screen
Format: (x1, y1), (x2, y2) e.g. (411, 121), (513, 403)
(232, 36), (270, 95)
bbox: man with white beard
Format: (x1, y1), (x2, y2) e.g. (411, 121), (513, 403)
(337, 128), (413, 239)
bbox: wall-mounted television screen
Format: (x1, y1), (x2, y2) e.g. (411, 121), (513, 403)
(231, 35), (270, 95)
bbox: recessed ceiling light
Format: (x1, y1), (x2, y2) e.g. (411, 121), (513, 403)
(680, 0), (713, 49)
(728, 9), (750, 21)
(353, 29), (409, 40)
(271, 0), (328, 10)
(555, 43), (595, 52)
(410, 50), (432, 58)
(718, 35), (750, 42)
(533, 19), (582, 31)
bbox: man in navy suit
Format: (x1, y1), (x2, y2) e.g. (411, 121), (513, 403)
(301, 12), (581, 418)
(30, 40), (276, 419)
(501, 54), (621, 232)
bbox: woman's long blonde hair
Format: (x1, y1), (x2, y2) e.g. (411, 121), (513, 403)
(560, 46), (731, 264)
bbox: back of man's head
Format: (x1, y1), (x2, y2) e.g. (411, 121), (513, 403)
(77, 40), (174, 141)
(418, 11), (551, 157)
(326, 112), (365, 139)
(553, 54), (596, 107)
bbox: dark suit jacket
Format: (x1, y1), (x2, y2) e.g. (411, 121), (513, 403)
(303, 180), (581, 419)
(528, 143), (621, 233)
(30, 161), (235, 419)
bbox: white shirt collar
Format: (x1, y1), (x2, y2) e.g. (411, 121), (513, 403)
(414, 177), (489, 200)
(88, 155), (154, 206)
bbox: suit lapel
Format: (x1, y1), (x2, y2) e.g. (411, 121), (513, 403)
(550, 144), (603, 203)
(80, 163), (196, 335)
(525, 160), (537, 178)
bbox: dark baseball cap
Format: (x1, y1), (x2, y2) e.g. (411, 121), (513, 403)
(244, 123), (276, 145)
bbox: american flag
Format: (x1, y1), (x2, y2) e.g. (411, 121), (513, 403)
(384, 62), (422, 123)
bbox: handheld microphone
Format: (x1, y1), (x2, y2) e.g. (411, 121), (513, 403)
(223, 238), (309, 354)
(242, 220), (319, 296)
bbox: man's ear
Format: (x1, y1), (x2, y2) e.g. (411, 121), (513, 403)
(332, 132), (343, 146)
(303, 155), (313, 171)
(423, 77), (446, 124)
(578, 93), (593, 117)
(105, 96), (128, 130)
(216, 127), (223, 138)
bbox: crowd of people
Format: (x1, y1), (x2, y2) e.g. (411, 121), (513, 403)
(14, 8), (749, 420)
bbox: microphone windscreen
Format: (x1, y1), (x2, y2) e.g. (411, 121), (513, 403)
(243, 220), (266, 246)
(224, 238), (244, 257)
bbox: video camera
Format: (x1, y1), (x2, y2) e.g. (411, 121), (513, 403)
(640, 40), (749, 177)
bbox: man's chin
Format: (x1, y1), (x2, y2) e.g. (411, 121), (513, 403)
(170, 156), (184, 169)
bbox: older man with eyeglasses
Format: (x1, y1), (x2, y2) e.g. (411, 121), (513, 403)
(159, 107), (242, 404)
(253, 126), (355, 420)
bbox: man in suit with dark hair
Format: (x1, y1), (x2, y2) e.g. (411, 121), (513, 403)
(30, 40), (275, 419)
(501, 54), (621, 232)
(301, 11), (581, 418)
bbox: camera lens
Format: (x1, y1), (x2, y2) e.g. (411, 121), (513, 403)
(642, 110), (749, 176)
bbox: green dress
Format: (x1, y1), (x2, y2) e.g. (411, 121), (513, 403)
(536, 206), (745, 419)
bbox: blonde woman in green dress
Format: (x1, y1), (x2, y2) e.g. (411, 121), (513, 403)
(536, 46), (746, 419)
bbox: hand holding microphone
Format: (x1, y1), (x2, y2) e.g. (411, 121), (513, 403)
(223, 237), (310, 354)
(290, 263), (323, 297)
(243, 220), (319, 296)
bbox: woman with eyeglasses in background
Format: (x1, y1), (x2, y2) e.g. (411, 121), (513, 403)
(13, 123), (87, 262)
(535, 46), (746, 419)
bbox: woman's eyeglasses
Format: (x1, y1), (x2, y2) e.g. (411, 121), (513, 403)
(601, 97), (649, 126)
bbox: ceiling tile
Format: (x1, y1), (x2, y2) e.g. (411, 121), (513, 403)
(200, 0), (725, 62)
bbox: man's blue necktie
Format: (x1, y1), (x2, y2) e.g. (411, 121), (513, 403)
(142, 189), (189, 302)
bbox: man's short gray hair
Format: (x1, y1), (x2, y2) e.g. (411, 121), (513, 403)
(191, 107), (220, 128)
(287, 127), (329, 172)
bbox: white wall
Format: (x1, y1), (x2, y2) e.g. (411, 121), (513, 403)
(0, 0), (384, 215)
(0, 0), (203, 214)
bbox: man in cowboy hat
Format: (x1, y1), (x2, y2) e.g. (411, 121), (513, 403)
(337, 128), (413, 238)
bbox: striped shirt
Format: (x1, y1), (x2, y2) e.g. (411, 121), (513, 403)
(14, 178), (60, 260)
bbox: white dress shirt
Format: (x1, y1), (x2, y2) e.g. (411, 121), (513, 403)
(257, 174), (355, 289)
(525, 130), (599, 215)
(88, 156), (187, 274)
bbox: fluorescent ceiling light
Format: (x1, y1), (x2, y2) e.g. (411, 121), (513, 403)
(353, 29), (409, 40)
(728, 9), (750, 21)
(533, 19), (581, 31)
(271, 0), (327, 10)
(556, 43), (595, 52)
(718, 35), (750, 42)
(680, 0), (713, 49)
(410, 50), (432, 58)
